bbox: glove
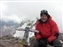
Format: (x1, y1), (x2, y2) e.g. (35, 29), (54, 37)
(38, 38), (47, 47)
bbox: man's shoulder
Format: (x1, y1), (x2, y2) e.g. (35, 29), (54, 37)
(49, 19), (57, 26)
(36, 19), (40, 25)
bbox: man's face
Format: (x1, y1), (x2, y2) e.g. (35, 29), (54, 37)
(41, 14), (48, 22)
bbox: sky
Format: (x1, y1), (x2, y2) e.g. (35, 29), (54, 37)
(2, 0), (62, 1)
(0, 1), (63, 37)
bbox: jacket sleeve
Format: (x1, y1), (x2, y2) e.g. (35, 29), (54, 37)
(48, 20), (59, 42)
(35, 21), (42, 39)
(35, 21), (39, 30)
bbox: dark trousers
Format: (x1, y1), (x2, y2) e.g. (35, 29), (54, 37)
(33, 39), (62, 47)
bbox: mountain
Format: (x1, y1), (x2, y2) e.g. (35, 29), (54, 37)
(0, 20), (19, 28)
(0, 20), (20, 37)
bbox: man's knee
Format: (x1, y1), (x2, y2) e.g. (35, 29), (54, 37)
(33, 40), (39, 47)
(53, 39), (62, 47)
(39, 39), (47, 47)
(33, 39), (47, 47)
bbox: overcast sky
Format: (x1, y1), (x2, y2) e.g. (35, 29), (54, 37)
(2, 0), (62, 1)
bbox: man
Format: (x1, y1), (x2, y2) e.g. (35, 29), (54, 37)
(33, 10), (62, 47)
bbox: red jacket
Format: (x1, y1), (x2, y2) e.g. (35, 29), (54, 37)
(35, 17), (59, 42)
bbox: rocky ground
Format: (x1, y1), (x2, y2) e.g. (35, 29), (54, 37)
(0, 36), (24, 47)
(0, 34), (63, 47)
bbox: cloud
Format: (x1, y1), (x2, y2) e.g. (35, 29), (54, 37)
(2, 14), (26, 23)
(2, 0), (62, 1)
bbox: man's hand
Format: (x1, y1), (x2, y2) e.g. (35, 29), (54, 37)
(35, 30), (39, 33)
(30, 29), (39, 33)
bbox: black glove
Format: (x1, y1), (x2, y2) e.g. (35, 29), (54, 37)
(38, 38), (47, 47)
